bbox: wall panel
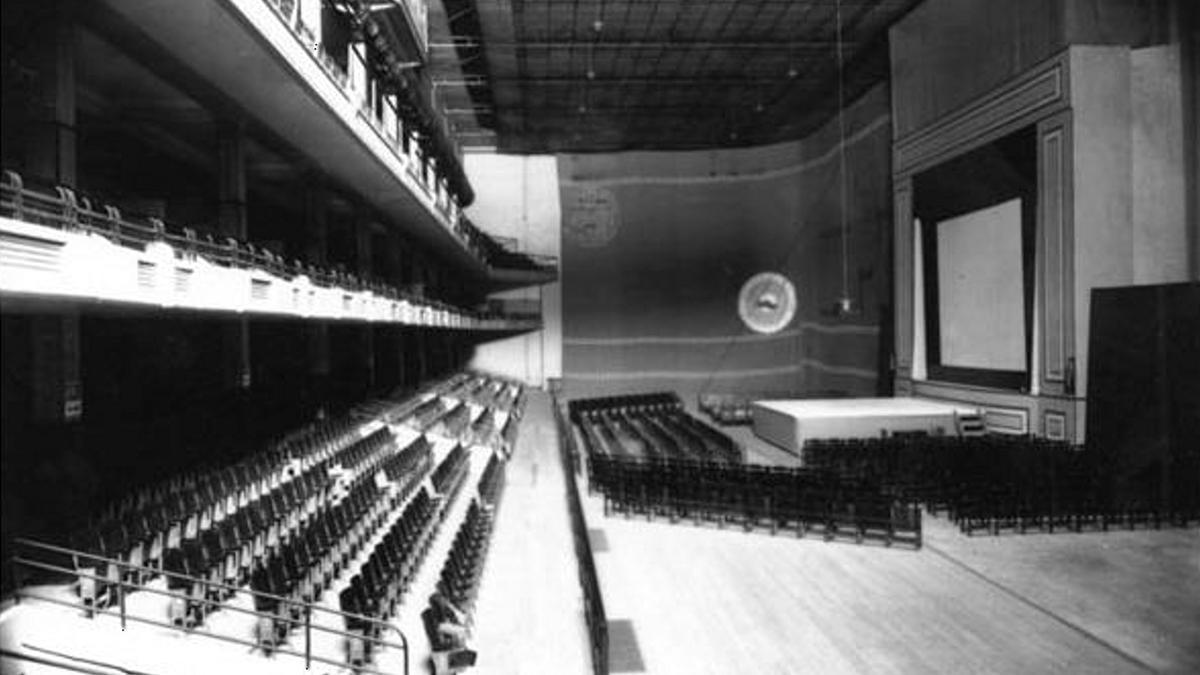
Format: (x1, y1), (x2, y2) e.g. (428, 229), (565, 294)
(560, 85), (893, 399)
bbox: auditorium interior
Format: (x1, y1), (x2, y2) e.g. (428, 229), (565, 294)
(1, 1), (1197, 674)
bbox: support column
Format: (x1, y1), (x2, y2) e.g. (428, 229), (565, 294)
(348, 39), (369, 110)
(355, 219), (375, 279)
(218, 121), (251, 389)
(303, 179), (332, 402)
(31, 313), (83, 424)
(23, 3), (82, 427)
(362, 325), (377, 392)
(352, 212), (377, 390)
(217, 121), (248, 239)
(23, 0), (77, 187)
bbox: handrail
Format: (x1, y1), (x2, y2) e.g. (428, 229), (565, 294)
(0, 170), (543, 327)
(551, 395), (609, 675)
(8, 538), (410, 675)
(0, 647), (155, 675)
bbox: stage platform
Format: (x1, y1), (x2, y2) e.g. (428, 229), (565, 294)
(752, 397), (980, 456)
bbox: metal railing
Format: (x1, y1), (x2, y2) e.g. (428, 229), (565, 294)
(551, 396), (609, 675)
(0, 170), (542, 327)
(9, 538), (409, 675)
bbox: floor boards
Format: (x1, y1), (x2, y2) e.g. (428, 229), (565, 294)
(573, 408), (1200, 674)
(469, 391), (593, 675)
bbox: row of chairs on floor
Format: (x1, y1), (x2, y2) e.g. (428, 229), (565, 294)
(436, 403), (474, 439)
(71, 413), (377, 594)
(469, 412), (498, 449)
(477, 455), (506, 507)
(421, 455), (509, 669)
(436, 500), (495, 616)
(697, 395), (757, 426)
(500, 416), (520, 455)
(176, 433), (428, 635)
(409, 397), (451, 431)
(803, 435), (1200, 535)
(578, 405), (741, 465)
(432, 445), (471, 496)
(340, 488), (440, 666)
(587, 455), (922, 548)
(567, 392), (682, 421)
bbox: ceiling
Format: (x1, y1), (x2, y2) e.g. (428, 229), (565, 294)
(428, 0), (923, 154)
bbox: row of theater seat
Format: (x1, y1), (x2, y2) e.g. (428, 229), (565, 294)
(432, 445), (471, 497)
(168, 430), (423, 633)
(567, 392), (682, 420)
(52, 372), (523, 669)
(803, 435), (1200, 535)
(477, 455), (506, 509)
(584, 452), (922, 548)
(436, 500), (494, 616)
(338, 488), (438, 665)
(338, 433), (478, 666)
(436, 404), (474, 439)
(70, 416), (379, 613)
(422, 451), (508, 659)
(579, 404), (740, 465)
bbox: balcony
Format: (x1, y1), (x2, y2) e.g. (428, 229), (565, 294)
(0, 171), (540, 332)
(85, 0), (496, 276)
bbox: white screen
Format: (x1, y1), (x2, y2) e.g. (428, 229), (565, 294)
(936, 198), (1026, 371)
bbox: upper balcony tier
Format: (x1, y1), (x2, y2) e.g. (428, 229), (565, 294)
(86, 0), (553, 289)
(0, 171), (541, 331)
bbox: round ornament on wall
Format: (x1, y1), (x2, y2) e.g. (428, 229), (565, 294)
(738, 272), (797, 334)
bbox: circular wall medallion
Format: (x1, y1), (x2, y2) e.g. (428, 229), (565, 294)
(738, 272), (798, 334)
(563, 186), (619, 248)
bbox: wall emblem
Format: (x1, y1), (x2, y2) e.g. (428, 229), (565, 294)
(564, 186), (619, 248)
(738, 272), (797, 334)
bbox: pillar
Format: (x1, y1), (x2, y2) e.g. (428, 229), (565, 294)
(23, 0), (77, 187)
(217, 121), (251, 389)
(355, 220), (375, 279)
(348, 39), (369, 110)
(31, 313), (82, 424)
(304, 178), (331, 400)
(24, 2), (82, 426)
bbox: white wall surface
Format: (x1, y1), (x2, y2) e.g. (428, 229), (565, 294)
(465, 153), (563, 387)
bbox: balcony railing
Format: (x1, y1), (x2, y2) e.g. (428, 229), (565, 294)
(255, 0), (554, 279)
(0, 170), (539, 329)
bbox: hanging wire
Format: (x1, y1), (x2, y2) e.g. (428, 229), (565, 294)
(835, 0), (852, 313)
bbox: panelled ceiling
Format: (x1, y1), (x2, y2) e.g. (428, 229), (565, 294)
(428, 0), (923, 153)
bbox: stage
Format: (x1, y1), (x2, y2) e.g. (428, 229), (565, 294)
(752, 397), (980, 456)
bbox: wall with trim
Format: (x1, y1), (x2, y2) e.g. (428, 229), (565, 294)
(465, 154), (562, 387)
(558, 84), (893, 399)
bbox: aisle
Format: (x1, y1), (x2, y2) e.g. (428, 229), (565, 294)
(470, 390), (592, 675)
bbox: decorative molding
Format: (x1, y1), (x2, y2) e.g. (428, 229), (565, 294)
(895, 54), (1068, 176)
(1044, 411), (1067, 440)
(1040, 121), (1070, 386)
(894, 183), (914, 370)
(984, 407), (1030, 434)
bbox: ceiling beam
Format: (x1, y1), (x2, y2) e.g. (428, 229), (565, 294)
(435, 76), (817, 86)
(431, 40), (853, 50)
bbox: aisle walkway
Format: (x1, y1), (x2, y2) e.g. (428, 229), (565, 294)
(470, 390), (592, 675)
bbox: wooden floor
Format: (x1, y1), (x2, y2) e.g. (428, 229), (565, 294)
(470, 391), (593, 675)
(573, 401), (1200, 675)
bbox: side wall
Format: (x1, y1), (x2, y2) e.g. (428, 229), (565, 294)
(465, 154), (563, 387)
(559, 85), (893, 399)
